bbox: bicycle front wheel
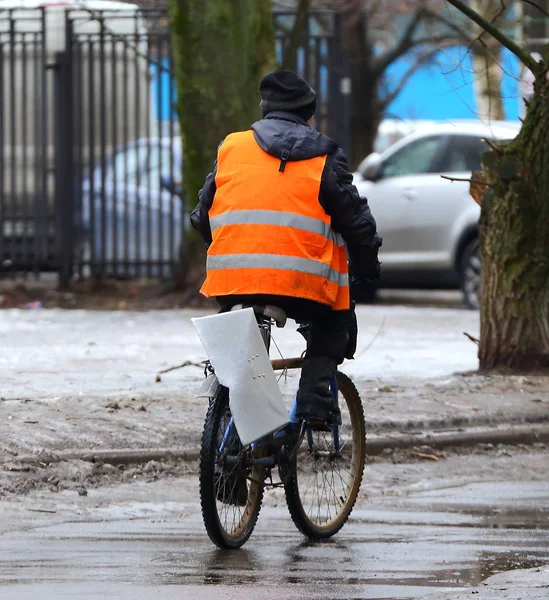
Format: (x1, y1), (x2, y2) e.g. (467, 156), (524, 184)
(284, 371), (366, 539)
(199, 385), (265, 549)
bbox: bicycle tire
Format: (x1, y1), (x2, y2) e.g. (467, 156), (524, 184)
(283, 371), (366, 539)
(199, 385), (265, 549)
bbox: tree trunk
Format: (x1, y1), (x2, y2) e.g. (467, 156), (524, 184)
(167, 0), (275, 287)
(341, 8), (381, 169)
(348, 67), (381, 169)
(478, 71), (549, 372)
(169, 0), (275, 211)
(470, 0), (505, 121)
(471, 40), (505, 120)
(281, 0), (309, 71)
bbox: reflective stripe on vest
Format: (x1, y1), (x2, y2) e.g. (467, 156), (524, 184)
(210, 209), (345, 247)
(201, 130), (350, 311)
(207, 253), (349, 286)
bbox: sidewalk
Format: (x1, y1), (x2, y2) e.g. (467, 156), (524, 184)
(1, 304), (548, 465)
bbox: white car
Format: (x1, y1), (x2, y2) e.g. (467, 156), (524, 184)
(81, 137), (186, 278)
(373, 119), (440, 153)
(353, 120), (521, 308)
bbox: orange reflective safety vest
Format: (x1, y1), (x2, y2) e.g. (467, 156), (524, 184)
(200, 130), (350, 311)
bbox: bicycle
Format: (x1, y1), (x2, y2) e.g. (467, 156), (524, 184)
(198, 304), (366, 549)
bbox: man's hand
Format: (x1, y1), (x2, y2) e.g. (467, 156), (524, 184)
(345, 301), (358, 360)
(348, 234), (382, 282)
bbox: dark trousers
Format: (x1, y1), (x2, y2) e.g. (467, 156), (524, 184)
(216, 294), (350, 364)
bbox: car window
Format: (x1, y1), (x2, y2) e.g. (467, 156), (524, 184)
(374, 130), (408, 154)
(109, 146), (148, 185)
(106, 143), (179, 187)
(110, 144), (173, 186)
(439, 136), (489, 173)
(146, 147), (174, 188)
(379, 136), (442, 179)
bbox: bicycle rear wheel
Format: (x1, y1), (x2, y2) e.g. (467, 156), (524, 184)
(200, 385), (265, 549)
(284, 371), (366, 539)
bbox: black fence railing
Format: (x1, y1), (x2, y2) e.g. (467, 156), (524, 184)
(64, 8), (182, 283)
(0, 9), (56, 275)
(0, 6), (349, 287)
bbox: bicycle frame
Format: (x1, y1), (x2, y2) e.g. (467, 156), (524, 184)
(213, 314), (342, 466)
(198, 308), (364, 548)
(218, 372), (341, 462)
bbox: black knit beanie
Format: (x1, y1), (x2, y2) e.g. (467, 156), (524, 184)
(259, 70), (317, 120)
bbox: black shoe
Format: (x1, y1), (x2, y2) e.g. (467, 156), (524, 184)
(296, 356), (340, 423)
(214, 466), (248, 506)
(252, 424), (297, 457)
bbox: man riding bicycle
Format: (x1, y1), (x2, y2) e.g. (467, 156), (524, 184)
(191, 70), (382, 425)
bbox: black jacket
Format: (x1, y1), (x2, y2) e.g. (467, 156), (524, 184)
(191, 112), (382, 280)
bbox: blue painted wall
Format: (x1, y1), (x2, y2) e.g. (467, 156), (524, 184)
(151, 59), (176, 122)
(383, 46), (522, 121)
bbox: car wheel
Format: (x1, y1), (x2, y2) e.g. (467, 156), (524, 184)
(460, 239), (481, 310)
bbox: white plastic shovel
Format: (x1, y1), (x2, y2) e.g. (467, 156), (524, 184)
(192, 308), (289, 446)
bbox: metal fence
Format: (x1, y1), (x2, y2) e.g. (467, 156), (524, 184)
(63, 7), (181, 284)
(0, 9), (55, 276)
(0, 7), (349, 287)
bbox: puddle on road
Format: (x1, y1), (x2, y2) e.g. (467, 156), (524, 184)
(154, 547), (549, 594)
(474, 554), (547, 581)
(461, 505), (549, 531)
(148, 502), (549, 597)
(2, 489), (549, 599)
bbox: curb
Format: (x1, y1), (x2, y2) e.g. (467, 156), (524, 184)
(4, 423), (549, 467)
(14, 447), (201, 466)
(365, 411), (549, 434)
(365, 423), (549, 454)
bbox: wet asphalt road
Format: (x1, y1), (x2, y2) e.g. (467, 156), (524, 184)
(1, 477), (549, 600)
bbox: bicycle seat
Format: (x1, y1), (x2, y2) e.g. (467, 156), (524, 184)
(230, 304), (287, 328)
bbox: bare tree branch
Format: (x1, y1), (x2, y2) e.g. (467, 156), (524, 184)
(472, 0), (509, 44)
(157, 360), (203, 374)
(281, 0), (310, 70)
(441, 175), (493, 184)
(475, 35), (505, 119)
(438, 0), (513, 70)
(434, 0), (509, 112)
(413, 33), (467, 47)
(483, 137), (505, 152)
(464, 331), (480, 344)
(423, 7), (472, 43)
(334, 0), (364, 27)
(69, 3), (172, 74)
(380, 46), (442, 106)
(370, 1), (470, 77)
(444, 0), (540, 71)
(362, 0), (386, 19)
(521, 0), (549, 19)
(373, 10), (426, 76)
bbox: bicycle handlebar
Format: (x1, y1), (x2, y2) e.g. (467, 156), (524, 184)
(271, 357), (305, 370)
